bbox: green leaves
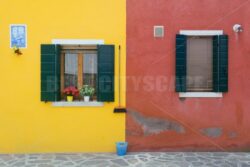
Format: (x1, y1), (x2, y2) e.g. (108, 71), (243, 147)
(79, 85), (95, 97)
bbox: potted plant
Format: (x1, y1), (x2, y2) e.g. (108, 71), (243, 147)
(79, 85), (95, 102)
(63, 86), (79, 102)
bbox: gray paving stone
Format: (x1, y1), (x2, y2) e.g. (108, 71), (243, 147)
(205, 163), (218, 167)
(55, 156), (68, 161)
(111, 159), (129, 166)
(138, 154), (148, 158)
(28, 160), (52, 164)
(14, 154), (26, 158)
(41, 155), (54, 160)
(185, 157), (199, 161)
(81, 159), (105, 166)
(225, 161), (239, 167)
(192, 161), (204, 166)
(139, 157), (148, 162)
(213, 152), (231, 156)
(219, 164), (231, 167)
(12, 161), (26, 167)
(37, 164), (55, 167)
(197, 156), (211, 162)
(68, 155), (82, 160)
(145, 161), (167, 167)
(241, 163), (250, 167)
(127, 158), (139, 164)
(7, 159), (18, 165)
(0, 162), (7, 167)
(0, 155), (13, 161)
(92, 155), (114, 160)
(0, 152), (248, 167)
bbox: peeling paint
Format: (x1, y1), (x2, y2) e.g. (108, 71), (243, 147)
(128, 109), (185, 136)
(126, 129), (142, 136)
(201, 128), (222, 138)
(228, 132), (238, 139)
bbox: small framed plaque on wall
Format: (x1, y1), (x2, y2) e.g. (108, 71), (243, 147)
(10, 24), (27, 48)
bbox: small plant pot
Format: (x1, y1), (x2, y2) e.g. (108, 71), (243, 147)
(67, 96), (73, 102)
(116, 142), (128, 156)
(84, 96), (90, 102)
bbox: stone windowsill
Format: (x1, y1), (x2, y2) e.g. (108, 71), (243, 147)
(179, 92), (223, 98)
(52, 101), (104, 107)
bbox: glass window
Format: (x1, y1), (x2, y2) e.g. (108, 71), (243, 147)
(83, 53), (97, 91)
(186, 37), (213, 92)
(64, 53), (78, 88)
(61, 45), (98, 101)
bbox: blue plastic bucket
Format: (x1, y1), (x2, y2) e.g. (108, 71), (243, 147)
(116, 142), (128, 156)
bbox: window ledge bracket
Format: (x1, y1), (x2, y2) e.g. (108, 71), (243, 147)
(179, 92), (223, 98)
(52, 101), (104, 107)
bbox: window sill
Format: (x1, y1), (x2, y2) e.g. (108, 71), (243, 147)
(52, 101), (104, 107)
(179, 92), (223, 98)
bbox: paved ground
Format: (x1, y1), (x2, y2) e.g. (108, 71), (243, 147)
(0, 152), (250, 167)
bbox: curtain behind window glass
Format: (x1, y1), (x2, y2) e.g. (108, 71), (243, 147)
(187, 37), (213, 92)
(64, 53), (78, 88)
(83, 53), (97, 91)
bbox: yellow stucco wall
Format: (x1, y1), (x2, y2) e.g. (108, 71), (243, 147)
(0, 0), (126, 153)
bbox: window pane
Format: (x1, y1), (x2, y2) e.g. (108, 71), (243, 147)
(83, 53), (97, 91)
(187, 37), (213, 92)
(64, 53), (78, 88)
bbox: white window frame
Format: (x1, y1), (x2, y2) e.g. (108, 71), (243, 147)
(179, 30), (223, 98)
(179, 30), (223, 36)
(52, 39), (104, 45)
(51, 39), (105, 106)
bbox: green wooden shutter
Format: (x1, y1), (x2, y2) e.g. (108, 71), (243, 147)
(41, 44), (61, 102)
(213, 35), (228, 92)
(97, 45), (115, 102)
(176, 34), (187, 92)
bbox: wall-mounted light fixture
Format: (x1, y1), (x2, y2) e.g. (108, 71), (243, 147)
(233, 24), (243, 33)
(13, 46), (23, 55)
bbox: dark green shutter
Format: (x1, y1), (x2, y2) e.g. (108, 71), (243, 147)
(176, 34), (187, 92)
(213, 35), (228, 92)
(41, 44), (61, 102)
(97, 45), (115, 102)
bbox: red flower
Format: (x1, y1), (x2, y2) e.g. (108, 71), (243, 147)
(63, 86), (79, 97)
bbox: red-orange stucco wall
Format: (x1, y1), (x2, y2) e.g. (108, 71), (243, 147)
(126, 0), (250, 151)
